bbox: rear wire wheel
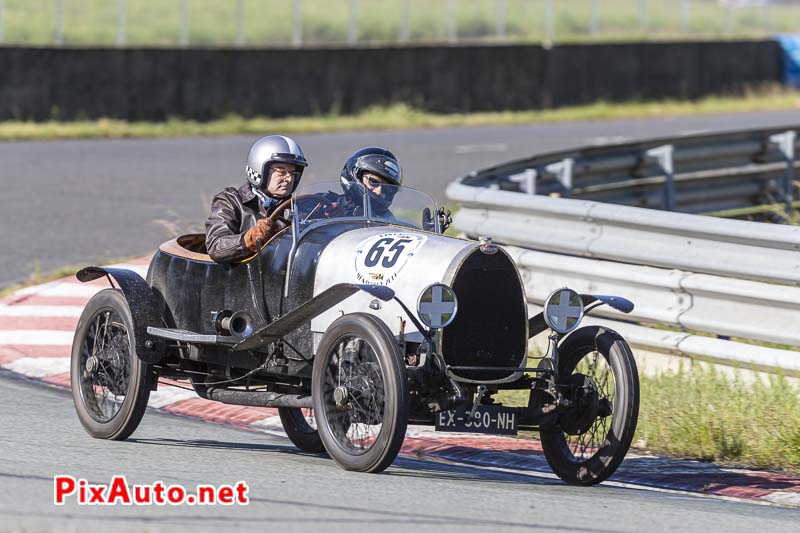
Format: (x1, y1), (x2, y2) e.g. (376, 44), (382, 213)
(312, 313), (408, 473)
(70, 289), (153, 440)
(540, 326), (639, 485)
(278, 407), (325, 453)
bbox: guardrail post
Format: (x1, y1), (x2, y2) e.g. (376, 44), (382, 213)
(545, 158), (574, 197)
(525, 169), (537, 195)
(646, 145), (675, 211)
(769, 130), (796, 213)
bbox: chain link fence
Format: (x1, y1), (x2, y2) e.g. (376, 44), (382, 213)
(0, 0), (799, 48)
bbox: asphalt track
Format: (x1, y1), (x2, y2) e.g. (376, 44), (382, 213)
(2, 371), (798, 532)
(4, 109), (800, 289)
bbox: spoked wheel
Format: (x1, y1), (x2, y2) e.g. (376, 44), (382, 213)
(70, 289), (153, 440)
(540, 326), (639, 485)
(278, 407), (325, 453)
(312, 313), (408, 473)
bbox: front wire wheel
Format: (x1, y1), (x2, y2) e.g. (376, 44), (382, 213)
(540, 326), (639, 485)
(312, 314), (408, 473)
(70, 289), (153, 440)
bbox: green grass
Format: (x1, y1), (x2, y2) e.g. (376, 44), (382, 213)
(3, 0), (799, 47)
(498, 362), (800, 473)
(2, 89), (799, 141)
(637, 366), (800, 471)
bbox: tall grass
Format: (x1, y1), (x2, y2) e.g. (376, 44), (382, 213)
(3, 0), (800, 47)
(1, 88), (799, 141)
(637, 366), (800, 472)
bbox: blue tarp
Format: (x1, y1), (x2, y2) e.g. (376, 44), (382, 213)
(776, 34), (800, 89)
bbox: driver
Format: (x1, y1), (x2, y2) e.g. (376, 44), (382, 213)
(205, 135), (307, 263)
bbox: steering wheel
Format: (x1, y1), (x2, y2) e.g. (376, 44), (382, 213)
(268, 198), (294, 226)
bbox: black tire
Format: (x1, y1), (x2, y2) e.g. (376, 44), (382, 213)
(278, 407), (325, 453)
(70, 289), (153, 441)
(540, 326), (639, 486)
(312, 313), (408, 473)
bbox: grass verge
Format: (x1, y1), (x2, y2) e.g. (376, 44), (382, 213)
(2, 90), (800, 141)
(637, 365), (800, 472)
(498, 362), (800, 473)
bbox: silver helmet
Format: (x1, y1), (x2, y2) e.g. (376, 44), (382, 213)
(245, 135), (308, 190)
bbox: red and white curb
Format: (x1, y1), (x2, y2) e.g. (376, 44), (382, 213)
(1, 258), (799, 509)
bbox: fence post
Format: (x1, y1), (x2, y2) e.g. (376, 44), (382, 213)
(399, 0), (409, 42)
(117, 0), (126, 47)
(235, 0), (244, 47)
(347, 0), (357, 45)
(179, 0), (189, 47)
(680, 0), (689, 34)
(55, 0), (64, 46)
(723, 3), (734, 34)
(769, 131), (797, 214)
(544, 0), (554, 44)
(590, 0), (600, 37)
(495, 0), (505, 40)
(646, 145), (676, 212)
(447, 0), (457, 43)
(292, 0), (302, 47)
(638, 0), (648, 33)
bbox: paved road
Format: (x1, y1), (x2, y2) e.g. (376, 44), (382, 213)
(3, 109), (800, 289)
(1, 371), (797, 532)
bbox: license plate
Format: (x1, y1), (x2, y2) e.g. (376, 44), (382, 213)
(435, 404), (519, 436)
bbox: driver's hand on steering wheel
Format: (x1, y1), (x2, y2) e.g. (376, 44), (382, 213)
(243, 218), (274, 251)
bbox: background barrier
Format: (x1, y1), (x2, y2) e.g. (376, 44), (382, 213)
(0, 40), (782, 120)
(447, 126), (800, 375)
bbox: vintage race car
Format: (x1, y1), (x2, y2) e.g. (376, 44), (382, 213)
(70, 180), (639, 485)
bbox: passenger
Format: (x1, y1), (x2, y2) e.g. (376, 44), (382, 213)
(205, 135), (307, 263)
(333, 146), (452, 232)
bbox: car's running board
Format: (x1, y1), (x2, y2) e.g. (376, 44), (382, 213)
(146, 327), (237, 346)
(232, 283), (395, 352)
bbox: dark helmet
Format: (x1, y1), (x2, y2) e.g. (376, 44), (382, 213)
(245, 135), (308, 193)
(339, 147), (403, 213)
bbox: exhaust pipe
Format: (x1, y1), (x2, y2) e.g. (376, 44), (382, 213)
(197, 386), (313, 408)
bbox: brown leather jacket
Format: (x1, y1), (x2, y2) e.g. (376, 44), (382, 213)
(205, 182), (288, 263)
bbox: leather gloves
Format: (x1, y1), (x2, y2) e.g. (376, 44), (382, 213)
(438, 206), (453, 233)
(243, 218), (274, 251)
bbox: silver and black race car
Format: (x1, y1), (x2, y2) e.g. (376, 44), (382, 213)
(70, 180), (639, 485)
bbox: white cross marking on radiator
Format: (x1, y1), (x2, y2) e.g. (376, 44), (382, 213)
(419, 285), (455, 328)
(549, 291), (582, 331)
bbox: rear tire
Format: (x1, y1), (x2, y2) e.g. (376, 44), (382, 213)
(312, 313), (408, 473)
(540, 326), (639, 485)
(278, 407), (325, 453)
(70, 289), (153, 440)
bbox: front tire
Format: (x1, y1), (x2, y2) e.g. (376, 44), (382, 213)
(312, 313), (408, 473)
(70, 289), (153, 440)
(278, 407), (325, 453)
(540, 326), (639, 485)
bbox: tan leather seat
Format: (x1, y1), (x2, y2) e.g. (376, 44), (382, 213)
(159, 234), (214, 263)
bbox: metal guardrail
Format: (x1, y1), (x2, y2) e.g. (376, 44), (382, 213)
(447, 126), (800, 374)
(460, 126), (800, 216)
